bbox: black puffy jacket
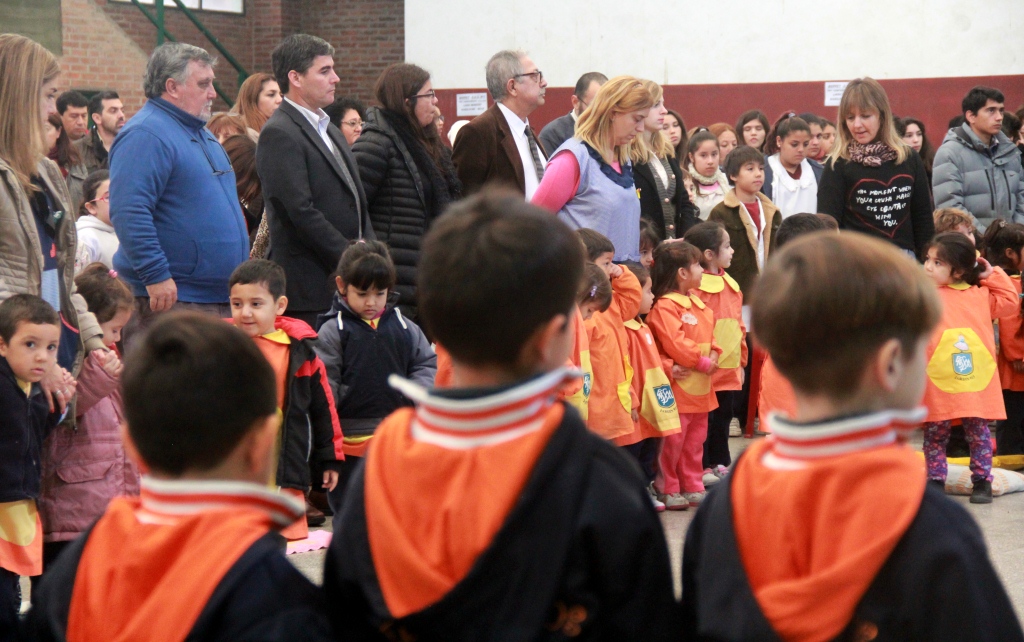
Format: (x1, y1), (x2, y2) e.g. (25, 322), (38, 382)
(352, 108), (442, 321)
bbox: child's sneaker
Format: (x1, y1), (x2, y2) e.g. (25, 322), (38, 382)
(661, 493), (689, 511)
(970, 479), (993, 504)
(729, 418), (742, 437)
(928, 478), (946, 493)
(702, 468), (721, 486)
(647, 483), (666, 513)
(683, 491), (706, 507)
(713, 465), (730, 479)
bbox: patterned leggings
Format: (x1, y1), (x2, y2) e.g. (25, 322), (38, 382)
(922, 418), (993, 483)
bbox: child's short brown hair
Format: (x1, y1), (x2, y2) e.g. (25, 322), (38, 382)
(576, 228), (615, 262)
(751, 233), (940, 400)
(418, 191), (585, 369)
(724, 145), (765, 185)
(933, 208), (974, 235)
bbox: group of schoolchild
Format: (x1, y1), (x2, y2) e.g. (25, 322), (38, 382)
(3, 182), (1024, 638)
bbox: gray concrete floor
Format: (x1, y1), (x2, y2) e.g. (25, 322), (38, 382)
(288, 434), (1024, 623)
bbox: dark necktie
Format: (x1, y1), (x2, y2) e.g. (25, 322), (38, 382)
(525, 125), (545, 182)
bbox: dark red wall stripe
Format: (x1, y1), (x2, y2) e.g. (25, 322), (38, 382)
(436, 74), (1024, 152)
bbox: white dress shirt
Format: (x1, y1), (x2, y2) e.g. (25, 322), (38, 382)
(285, 97), (337, 154)
(497, 102), (546, 200)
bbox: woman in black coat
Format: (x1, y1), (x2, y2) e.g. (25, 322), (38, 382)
(352, 63), (461, 321)
(633, 81), (699, 240)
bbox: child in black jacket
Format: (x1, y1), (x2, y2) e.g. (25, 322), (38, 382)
(315, 241), (436, 504)
(0, 295), (63, 638)
(228, 259), (343, 538)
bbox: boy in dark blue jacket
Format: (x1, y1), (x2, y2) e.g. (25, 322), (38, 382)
(0, 295), (63, 640)
(315, 241), (436, 504)
(27, 312), (334, 642)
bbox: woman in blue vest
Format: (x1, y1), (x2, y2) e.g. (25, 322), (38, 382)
(532, 76), (654, 262)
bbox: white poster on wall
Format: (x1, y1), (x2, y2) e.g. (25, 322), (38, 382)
(824, 82), (849, 107)
(457, 93), (488, 117)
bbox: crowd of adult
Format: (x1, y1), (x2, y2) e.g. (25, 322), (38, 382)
(4, 30), (1024, 431)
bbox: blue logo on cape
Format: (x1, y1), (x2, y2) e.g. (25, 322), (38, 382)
(952, 352), (974, 376)
(583, 373), (592, 397)
(654, 385), (674, 408)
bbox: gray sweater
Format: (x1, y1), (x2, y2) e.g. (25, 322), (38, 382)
(932, 124), (1024, 231)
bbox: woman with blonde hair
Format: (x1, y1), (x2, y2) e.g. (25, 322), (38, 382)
(0, 34), (104, 633)
(232, 71), (282, 134)
(817, 77), (934, 255)
(532, 75), (654, 260)
(632, 80), (697, 239)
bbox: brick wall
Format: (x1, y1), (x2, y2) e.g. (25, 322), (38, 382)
(55, 0), (404, 115)
(300, 0), (404, 104)
(59, 0), (149, 115)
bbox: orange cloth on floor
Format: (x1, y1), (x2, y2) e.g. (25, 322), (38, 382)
(695, 271), (747, 391)
(586, 269), (642, 440)
(997, 275), (1024, 392)
(647, 291), (721, 414)
(255, 330), (291, 408)
(67, 486), (300, 642)
(732, 435), (925, 642)
(562, 306), (593, 421)
(434, 344), (454, 388)
(923, 269), (1018, 422)
(365, 404), (563, 618)
(614, 319), (681, 445)
(0, 499), (42, 576)
(757, 355), (796, 432)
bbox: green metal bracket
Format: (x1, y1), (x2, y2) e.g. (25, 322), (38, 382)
(126, 0), (247, 107)
(167, 0), (248, 88)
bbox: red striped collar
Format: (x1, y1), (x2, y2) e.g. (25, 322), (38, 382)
(388, 368), (579, 450)
(762, 408), (926, 468)
(137, 477), (304, 529)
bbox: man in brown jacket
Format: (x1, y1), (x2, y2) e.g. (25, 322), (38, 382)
(452, 50), (548, 199)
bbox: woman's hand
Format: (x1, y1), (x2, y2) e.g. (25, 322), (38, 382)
(39, 365), (76, 413)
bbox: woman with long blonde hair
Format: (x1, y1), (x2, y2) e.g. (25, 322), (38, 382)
(0, 34), (105, 633)
(817, 77), (933, 255)
(632, 80), (698, 239)
(232, 72), (282, 134)
(532, 75), (653, 261)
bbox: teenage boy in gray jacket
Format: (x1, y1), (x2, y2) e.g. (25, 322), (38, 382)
(933, 86), (1024, 231)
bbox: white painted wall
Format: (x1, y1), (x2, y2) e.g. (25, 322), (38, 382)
(407, 0), (1024, 88)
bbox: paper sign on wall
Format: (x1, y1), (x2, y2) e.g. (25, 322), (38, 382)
(457, 93), (488, 117)
(824, 82), (849, 107)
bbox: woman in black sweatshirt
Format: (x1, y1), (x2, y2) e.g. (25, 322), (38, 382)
(817, 78), (934, 257)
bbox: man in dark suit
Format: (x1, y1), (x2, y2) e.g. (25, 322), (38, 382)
(452, 50), (549, 199)
(257, 34), (374, 328)
(538, 72), (607, 155)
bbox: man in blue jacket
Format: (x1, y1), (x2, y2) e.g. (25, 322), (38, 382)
(110, 43), (249, 348)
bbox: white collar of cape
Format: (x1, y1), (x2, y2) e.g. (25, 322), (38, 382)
(388, 367), (581, 451)
(761, 407), (926, 470)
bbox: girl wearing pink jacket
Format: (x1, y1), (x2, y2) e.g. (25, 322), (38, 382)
(38, 264), (137, 566)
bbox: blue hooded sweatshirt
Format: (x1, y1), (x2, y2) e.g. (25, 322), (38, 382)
(109, 97), (248, 303)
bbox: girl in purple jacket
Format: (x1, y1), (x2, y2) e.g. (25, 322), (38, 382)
(38, 264), (137, 568)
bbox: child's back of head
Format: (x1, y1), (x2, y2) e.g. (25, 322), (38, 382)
(774, 213), (839, 248)
(751, 232), (940, 401)
(419, 192), (584, 373)
(122, 311), (277, 476)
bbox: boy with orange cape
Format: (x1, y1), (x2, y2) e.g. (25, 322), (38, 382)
(681, 233), (1023, 641)
(323, 193), (677, 640)
(27, 313), (334, 641)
